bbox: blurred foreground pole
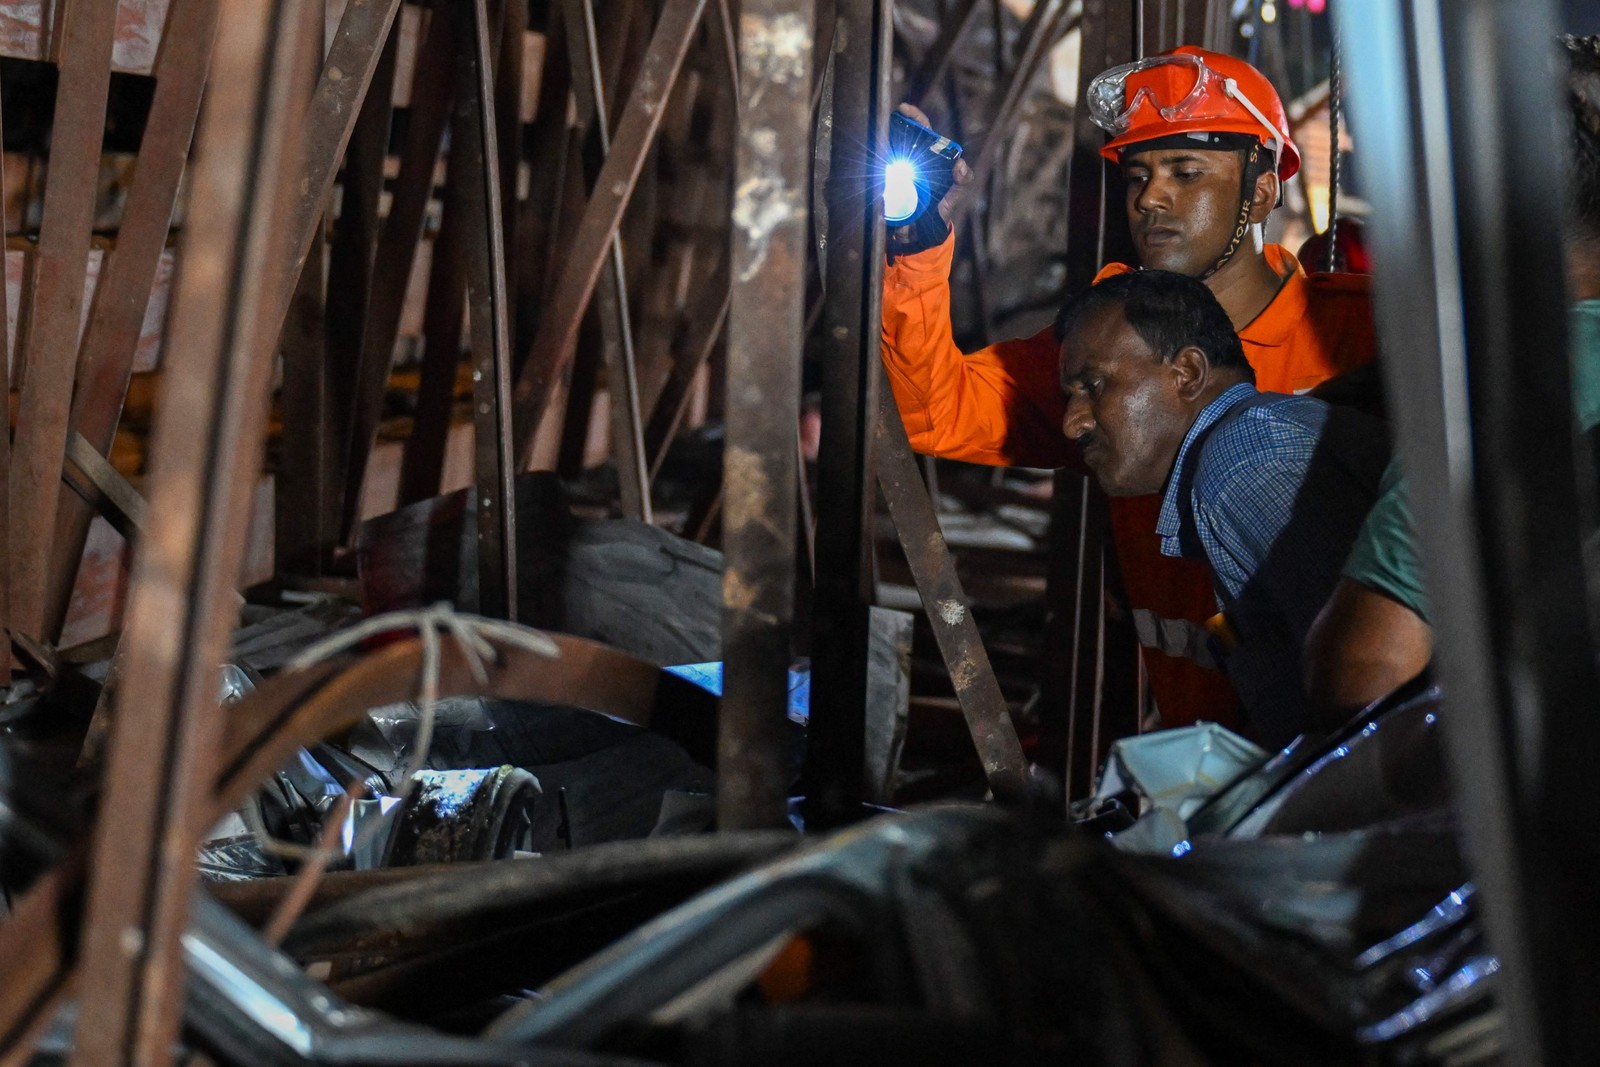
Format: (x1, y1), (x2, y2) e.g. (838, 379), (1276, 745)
(1339, 0), (1600, 1062)
(719, 0), (815, 829)
(68, 0), (321, 1063)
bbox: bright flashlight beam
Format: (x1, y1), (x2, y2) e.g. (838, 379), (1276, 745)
(883, 158), (921, 223)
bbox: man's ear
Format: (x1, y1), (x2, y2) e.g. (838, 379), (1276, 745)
(1171, 345), (1210, 400)
(1248, 169), (1279, 225)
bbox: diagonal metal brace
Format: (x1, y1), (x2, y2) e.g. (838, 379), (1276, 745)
(875, 382), (1030, 803)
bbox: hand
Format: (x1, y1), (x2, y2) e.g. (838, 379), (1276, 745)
(895, 104), (973, 225)
(888, 104), (972, 254)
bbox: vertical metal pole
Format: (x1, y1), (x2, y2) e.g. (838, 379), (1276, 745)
(1340, 1), (1599, 1062)
(804, 0), (892, 828)
(339, 7), (456, 539)
(326, 20), (400, 540)
(398, 176), (468, 505)
(562, 0), (654, 522)
(1039, 0), (1133, 796)
(720, 0), (814, 831)
(458, 0), (521, 621)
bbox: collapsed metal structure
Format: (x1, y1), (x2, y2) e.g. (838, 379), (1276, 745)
(0, 0), (1592, 1062)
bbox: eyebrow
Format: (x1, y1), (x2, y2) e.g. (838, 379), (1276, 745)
(1125, 151), (1217, 168)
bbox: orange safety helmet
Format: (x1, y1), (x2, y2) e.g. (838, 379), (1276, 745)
(1088, 46), (1301, 180)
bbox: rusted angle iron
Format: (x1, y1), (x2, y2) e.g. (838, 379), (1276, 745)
(562, 0), (653, 522)
(718, 0), (816, 832)
(904, 0), (985, 107)
(261, 0), (406, 360)
(951, 0), (1081, 228)
(875, 386), (1030, 804)
(509, 0), (708, 467)
(337, 5), (457, 543)
(398, 95), (471, 506)
(324, 19), (402, 544)
(8, 0), (120, 645)
(805, 0), (894, 828)
(456, 0), (522, 620)
(0, 81), (9, 675)
(41, 0), (220, 642)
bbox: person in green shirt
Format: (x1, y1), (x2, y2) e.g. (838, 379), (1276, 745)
(1304, 34), (1600, 721)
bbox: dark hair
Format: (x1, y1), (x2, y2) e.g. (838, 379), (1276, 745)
(1566, 35), (1600, 238)
(1054, 269), (1253, 380)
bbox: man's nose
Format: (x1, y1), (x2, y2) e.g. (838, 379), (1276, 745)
(1063, 395), (1095, 440)
(1134, 175), (1170, 214)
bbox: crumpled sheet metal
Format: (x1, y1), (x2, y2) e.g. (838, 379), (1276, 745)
(8, 797), (1495, 1065)
(1104, 812), (1493, 1055)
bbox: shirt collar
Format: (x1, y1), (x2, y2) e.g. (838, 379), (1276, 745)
(1156, 382), (1261, 557)
(1235, 244), (1307, 350)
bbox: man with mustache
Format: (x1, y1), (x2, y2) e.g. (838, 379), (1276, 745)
(882, 46), (1376, 738)
(1057, 270), (1387, 745)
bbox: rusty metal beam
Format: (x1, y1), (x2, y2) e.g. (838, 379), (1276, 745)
(494, 0), (528, 279)
(904, 0), (983, 107)
(718, 0), (815, 831)
(804, 0), (892, 829)
(338, 5), (457, 539)
(562, 0), (653, 521)
(270, 0), (335, 583)
(62, 432), (149, 542)
(275, 223), (334, 575)
(1039, 0), (1136, 796)
(456, 0), (521, 620)
(397, 164), (468, 506)
(876, 388), (1030, 804)
(509, 0), (707, 467)
(512, 3), (571, 357)
(0, 81), (9, 677)
(274, 0), (330, 580)
(951, 0), (1079, 228)
(7, 0), (120, 643)
(42, 0), (220, 639)
(65, 0), (322, 1062)
(262, 0), (405, 356)
(645, 258), (730, 480)
(0, 857), (81, 1064)
(325, 16), (400, 540)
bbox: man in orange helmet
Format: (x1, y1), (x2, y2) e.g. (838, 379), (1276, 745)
(881, 46), (1376, 739)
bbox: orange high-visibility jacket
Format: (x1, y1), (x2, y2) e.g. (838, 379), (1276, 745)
(880, 232), (1377, 727)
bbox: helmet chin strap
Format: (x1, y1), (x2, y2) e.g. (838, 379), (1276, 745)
(1200, 141), (1262, 281)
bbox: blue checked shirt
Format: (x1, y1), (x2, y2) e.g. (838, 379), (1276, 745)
(1157, 383), (1389, 745)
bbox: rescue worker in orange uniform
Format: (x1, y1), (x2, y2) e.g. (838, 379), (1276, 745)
(881, 46), (1377, 736)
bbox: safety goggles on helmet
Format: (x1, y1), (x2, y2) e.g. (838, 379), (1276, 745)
(1087, 52), (1285, 169)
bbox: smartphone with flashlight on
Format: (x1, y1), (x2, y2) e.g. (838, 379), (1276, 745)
(883, 112), (963, 227)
